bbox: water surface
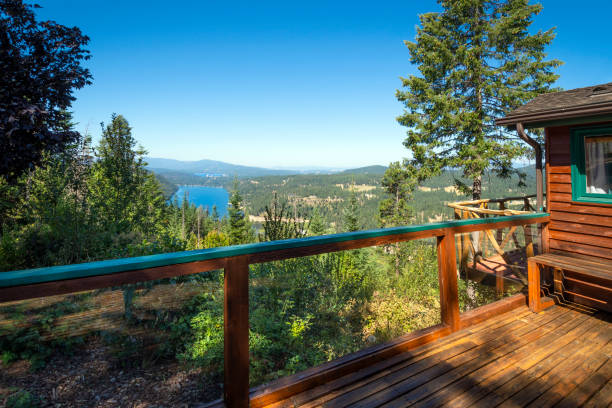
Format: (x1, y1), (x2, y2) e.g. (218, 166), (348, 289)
(172, 186), (229, 217)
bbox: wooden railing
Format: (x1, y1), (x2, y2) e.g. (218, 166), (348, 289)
(0, 213), (549, 408)
(447, 194), (538, 217)
(448, 195), (541, 295)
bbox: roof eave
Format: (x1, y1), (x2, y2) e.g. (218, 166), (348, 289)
(495, 101), (612, 129)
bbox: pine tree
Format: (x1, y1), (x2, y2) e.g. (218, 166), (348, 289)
(379, 162), (416, 277)
(211, 205), (219, 226)
(396, 0), (561, 199)
(308, 208), (327, 236)
(379, 162), (415, 228)
(88, 114), (165, 235)
(227, 180), (252, 245)
(343, 184), (360, 232)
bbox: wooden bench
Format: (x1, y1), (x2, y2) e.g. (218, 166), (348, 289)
(527, 253), (612, 313)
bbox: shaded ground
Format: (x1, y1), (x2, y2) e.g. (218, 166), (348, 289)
(0, 337), (221, 408)
(0, 281), (224, 407)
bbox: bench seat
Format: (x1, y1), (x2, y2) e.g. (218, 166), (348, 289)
(528, 253), (612, 312)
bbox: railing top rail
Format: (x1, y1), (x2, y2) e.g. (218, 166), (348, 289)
(448, 194), (537, 206)
(0, 212), (549, 289)
(447, 203), (530, 216)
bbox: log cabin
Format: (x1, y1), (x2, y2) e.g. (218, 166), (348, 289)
(496, 82), (612, 312)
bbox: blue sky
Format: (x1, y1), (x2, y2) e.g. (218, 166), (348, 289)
(37, 1), (612, 169)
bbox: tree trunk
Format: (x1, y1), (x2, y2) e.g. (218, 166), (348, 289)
(472, 175), (482, 200)
(197, 209), (201, 248)
(181, 204), (185, 240)
(395, 243), (401, 278)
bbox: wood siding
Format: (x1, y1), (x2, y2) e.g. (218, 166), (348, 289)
(547, 124), (612, 260)
(545, 124), (612, 309)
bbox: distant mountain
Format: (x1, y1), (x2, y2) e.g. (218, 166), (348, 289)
(145, 157), (392, 179)
(145, 158), (298, 177)
(341, 165), (387, 175)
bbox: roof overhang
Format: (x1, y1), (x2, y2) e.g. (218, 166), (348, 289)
(495, 101), (612, 130)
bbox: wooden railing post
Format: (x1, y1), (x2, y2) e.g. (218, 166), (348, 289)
(541, 221), (550, 254)
(224, 255), (250, 408)
(437, 231), (460, 332)
(527, 258), (542, 313)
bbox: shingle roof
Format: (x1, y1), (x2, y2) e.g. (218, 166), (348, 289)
(496, 83), (612, 127)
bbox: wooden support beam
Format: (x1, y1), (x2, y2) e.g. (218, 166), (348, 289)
(437, 232), (460, 331)
(499, 226), (517, 251)
(542, 222), (550, 254)
(496, 202), (506, 243)
(484, 229), (505, 256)
(496, 268), (505, 296)
(455, 210), (463, 271)
(224, 256), (250, 408)
(528, 258), (542, 312)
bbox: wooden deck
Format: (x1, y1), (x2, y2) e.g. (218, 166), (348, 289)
(263, 305), (612, 408)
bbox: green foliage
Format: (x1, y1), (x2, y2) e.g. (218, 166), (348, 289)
(0, 0), (91, 180)
(178, 290), (224, 369)
(5, 389), (41, 408)
(153, 172), (178, 199)
(396, 0), (561, 198)
(308, 208), (328, 236)
(203, 230), (230, 248)
(343, 185), (360, 232)
(228, 180), (254, 245)
(261, 193), (309, 241)
(379, 161), (415, 228)
(0, 298), (88, 370)
(89, 114), (166, 236)
(379, 163), (417, 276)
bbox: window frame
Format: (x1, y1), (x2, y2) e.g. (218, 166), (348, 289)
(570, 124), (612, 204)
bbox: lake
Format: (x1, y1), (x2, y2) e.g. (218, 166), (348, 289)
(171, 186), (229, 217)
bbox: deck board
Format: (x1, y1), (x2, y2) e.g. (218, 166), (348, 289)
(266, 308), (534, 408)
(266, 305), (611, 408)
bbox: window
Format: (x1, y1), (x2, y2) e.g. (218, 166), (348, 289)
(570, 125), (612, 204)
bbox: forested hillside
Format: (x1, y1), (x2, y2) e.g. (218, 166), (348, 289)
(152, 165), (537, 230)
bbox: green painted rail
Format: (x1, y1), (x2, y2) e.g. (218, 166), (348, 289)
(0, 213), (548, 288)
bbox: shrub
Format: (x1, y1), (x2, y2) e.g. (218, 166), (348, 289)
(5, 389), (41, 408)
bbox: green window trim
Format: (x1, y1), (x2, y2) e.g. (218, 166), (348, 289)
(570, 125), (612, 204)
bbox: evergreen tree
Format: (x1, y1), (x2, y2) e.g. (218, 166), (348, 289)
(379, 162), (414, 228)
(227, 180), (252, 245)
(308, 208), (327, 236)
(379, 162), (416, 277)
(343, 184), (359, 232)
(211, 205), (219, 226)
(396, 0), (561, 199)
(88, 114), (165, 235)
